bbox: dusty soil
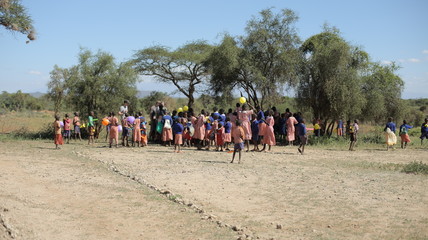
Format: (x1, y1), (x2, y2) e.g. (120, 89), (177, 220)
(1, 140), (427, 240)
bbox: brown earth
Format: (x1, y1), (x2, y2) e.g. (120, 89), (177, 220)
(0, 140), (427, 240)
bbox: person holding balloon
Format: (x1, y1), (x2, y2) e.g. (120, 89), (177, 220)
(53, 115), (63, 149)
(87, 111), (97, 145)
(238, 101), (253, 152)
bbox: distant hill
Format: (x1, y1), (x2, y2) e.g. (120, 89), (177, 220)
(137, 91), (152, 98)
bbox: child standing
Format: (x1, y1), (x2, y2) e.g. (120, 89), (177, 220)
(297, 119), (307, 154)
(72, 112), (82, 141)
(250, 114), (260, 151)
(420, 118), (428, 146)
(133, 114), (141, 147)
(87, 111), (96, 145)
(216, 122), (225, 151)
(140, 116), (148, 147)
(230, 120), (245, 164)
(63, 113), (71, 144)
(53, 115), (63, 149)
(109, 112), (119, 148)
(399, 120), (413, 149)
(172, 118), (184, 153)
(349, 120), (359, 151)
(260, 110), (276, 152)
(121, 113), (130, 147)
(223, 117), (232, 151)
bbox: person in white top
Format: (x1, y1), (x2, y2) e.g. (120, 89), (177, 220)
(118, 100), (129, 120)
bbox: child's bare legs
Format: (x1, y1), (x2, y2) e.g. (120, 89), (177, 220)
(245, 140), (250, 152)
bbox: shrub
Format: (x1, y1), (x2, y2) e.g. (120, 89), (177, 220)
(402, 161), (428, 175)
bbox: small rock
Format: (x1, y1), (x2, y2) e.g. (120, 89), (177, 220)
(327, 225), (332, 228)
(276, 224), (282, 229)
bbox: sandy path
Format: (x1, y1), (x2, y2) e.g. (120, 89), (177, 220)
(0, 141), (235, 240)
(77, 143), (428, 240)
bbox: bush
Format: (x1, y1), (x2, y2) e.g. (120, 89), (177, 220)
(402, 161), (428, 175)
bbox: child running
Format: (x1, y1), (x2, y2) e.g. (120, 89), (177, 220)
(297, 119), (307, 154)
(53, 115), (63, 149)
(399, 120), (413, 149)
(230, 120), (245, 164)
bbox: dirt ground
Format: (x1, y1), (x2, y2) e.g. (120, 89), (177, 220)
(0, 140), (427, 240)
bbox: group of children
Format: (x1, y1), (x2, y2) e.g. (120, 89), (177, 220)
(384, 117), (428, 150)
(53, 106), (428, 161)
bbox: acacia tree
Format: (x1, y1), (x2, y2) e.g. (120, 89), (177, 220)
(361, 62), (405, 123)
(297, 27), (369, 136)
(0, 0), (35, 42)
(208, 8), (302, 108)
(132, 41), (213, 109)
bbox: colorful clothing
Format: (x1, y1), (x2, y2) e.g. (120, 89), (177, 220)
(216, 127), (225, 146)
(193, 115), (206, 140)
(133, 118), (141, 142)
(286, 116), (298, 141)
(54, 121), (63, 145)
(263, 116), (276, 146)
(109, 117), (119, 143)
(238, 110), (253, 140)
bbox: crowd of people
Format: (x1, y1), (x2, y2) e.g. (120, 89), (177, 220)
(53, 100), (428, 162)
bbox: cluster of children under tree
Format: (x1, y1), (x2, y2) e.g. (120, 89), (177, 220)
(52, 100), (428, 162)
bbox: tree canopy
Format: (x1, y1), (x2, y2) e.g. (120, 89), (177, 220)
(208, 8), (302, 108)
(47, 49), (139, 116)
(0, 0), (35, 42)
(131, 40), (213, 108)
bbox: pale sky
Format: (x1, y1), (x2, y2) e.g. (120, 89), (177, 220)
(1, 0), (427, 98)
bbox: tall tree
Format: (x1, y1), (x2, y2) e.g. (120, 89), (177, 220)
(132, 41), (213, 109)
(361, 62), (405, 123)
(0, 0), (35, 42)
(60, 48), (139, 116)
(208, 8), (302, 108)
(47, 65), (69, 115)
(297, 26), (369, 136)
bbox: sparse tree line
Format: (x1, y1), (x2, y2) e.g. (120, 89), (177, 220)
(2, 6), (427, 133)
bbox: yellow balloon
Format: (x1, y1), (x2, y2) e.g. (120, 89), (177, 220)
(177, 108), (183, 113)
(239, 97), (246, 104)
(183, 105), (189, 111)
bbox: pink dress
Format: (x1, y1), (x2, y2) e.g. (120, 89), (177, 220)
(109, 117), (119, 143)
(133, 118), (141, 142)
(286, 116), (298, 141)
(263, 116), (276, 146)
(192, 115), (205, 140)
(238, 110), (253, 140)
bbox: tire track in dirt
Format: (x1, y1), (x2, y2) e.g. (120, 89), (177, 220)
(74, 149), (260, 240)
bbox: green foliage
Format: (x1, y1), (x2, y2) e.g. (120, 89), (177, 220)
(0, 90), (46, 111)
(298, 27), (368, 127)
(402, 161), (428, 175)
(49, 48), (139, 118)
(132, 41), (213, 108)
(361, 62), (405, 123)
(208, 8), (302, 109)
(0, 0), (35, 41)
